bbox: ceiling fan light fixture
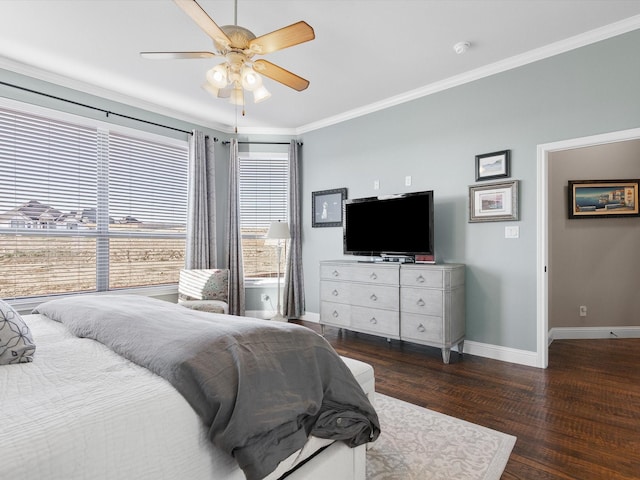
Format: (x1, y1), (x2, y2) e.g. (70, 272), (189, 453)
(206, 64), (228, 89)
(241, 66), (262, 91)
(253, 85), (271, 103)
(201, 83), (220, 98)
(230, 86), (245, 106)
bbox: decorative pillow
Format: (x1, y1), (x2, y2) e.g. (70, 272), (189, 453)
(0, 300), (36, 365)
(201, 272), (229, 301)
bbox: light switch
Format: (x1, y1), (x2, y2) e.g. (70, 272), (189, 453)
(505, 226), (519, 239)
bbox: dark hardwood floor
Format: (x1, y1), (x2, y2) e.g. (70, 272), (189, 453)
(295, 322), (640, 479)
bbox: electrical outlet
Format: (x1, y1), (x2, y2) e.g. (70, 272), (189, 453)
(261, 294), (270, 302)
(579, 305), (587, 317)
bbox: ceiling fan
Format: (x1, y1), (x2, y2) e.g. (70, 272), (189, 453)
(141, 0), (315, 106)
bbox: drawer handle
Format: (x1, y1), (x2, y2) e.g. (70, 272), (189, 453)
(332, 270), (340, 277)
(332, 310), (339, 318)
(370, 294), (378, 302)
(417, 298), (425, 307)
(417, 323), (426, 333)
(332, 289), (339, 297)
(416, 275), (425, 283)
(370, 317), (378, 324)
(370, 272), (378, 280)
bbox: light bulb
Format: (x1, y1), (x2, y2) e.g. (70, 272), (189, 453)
(241, 67), (262, 91)
(206, 64), (228, 89)
(253, 85), (271, 103)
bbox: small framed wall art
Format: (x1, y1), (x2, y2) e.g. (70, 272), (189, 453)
(475, 150), (510, 181)
(469, 180), (519, 222)
(312, 188), (347, 227)
(568, 179), (640, 219)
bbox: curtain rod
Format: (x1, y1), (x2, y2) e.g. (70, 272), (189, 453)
(0, 80), (219, 141)
(222, 140), (302, 146)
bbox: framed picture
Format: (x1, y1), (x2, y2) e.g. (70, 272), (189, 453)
(312, 188), (347, 227)
(469, 180), (519, 222)
(568, 179), (640, 219)
(475, 150), (510, 181)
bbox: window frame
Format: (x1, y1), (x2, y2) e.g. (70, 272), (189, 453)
(0, 97), (189, 306)
(237, 150), (289, 284)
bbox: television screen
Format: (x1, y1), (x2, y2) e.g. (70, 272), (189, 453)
(343, 190), (434, 258)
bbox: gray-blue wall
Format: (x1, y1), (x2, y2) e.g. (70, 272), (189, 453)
(299, 29), (640, 352)
(3, 28), (640, 350)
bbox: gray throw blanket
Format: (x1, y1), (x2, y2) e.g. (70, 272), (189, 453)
(33, 295), (380, 480)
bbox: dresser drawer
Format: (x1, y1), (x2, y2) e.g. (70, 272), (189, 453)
(320, 281), (351, 305)
(400, 287), (443, 316)
(319, 302), (351, 328)
(351, 283), (399, 310)
(400, 268), (444, 288)
(401, 313), (442, 343)
(320, 263), (398, 285)
(400, 264), (465, 289)
(352, 306), (399, 337)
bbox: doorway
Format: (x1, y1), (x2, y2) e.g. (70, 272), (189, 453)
(536, 127), (640, 368)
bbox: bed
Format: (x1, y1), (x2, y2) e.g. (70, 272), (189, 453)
(0, 295), (379, 480)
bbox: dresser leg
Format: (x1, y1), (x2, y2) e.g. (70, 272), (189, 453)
(320, 324), (325, 336)
(458, 340), (464, 356)
(441, 348), (451, 364)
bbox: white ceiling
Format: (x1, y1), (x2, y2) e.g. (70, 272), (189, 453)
(1, 1), (639, 135)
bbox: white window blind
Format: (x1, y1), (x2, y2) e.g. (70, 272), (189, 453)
(0, 104), (188, 300)
(238, 153), (288, 279)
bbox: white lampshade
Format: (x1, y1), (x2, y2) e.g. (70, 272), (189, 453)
(206, 64), (228, 89)
(229, 86), (245, 106)
(201, 83), (220, 98)
(252, 85), (271, 103)
(266, 221), (290, 240)
(241, 67), (263, 91)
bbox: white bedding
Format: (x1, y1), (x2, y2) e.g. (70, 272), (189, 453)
(0, 314), (333, 480)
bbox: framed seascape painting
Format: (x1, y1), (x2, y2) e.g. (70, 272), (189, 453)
(312, 188), (347, 227)
(469, 180), (519, 222)
(568, 179), (640, 219)
(475, 150), (510, 181)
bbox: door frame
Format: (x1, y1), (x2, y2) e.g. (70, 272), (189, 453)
(536, 127), (640, 368)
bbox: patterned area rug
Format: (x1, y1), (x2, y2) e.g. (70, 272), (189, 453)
(368, 394), (516, 480)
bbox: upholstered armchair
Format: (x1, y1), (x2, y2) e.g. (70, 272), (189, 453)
(178, 269), (229, 314)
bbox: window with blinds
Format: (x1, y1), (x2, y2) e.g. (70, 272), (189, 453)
(238, 152), (289, 279)
(0, 104), (188, 300)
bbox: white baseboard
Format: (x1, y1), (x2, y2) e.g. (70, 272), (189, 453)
(461, 340), (538, 367)
(300, 312), (320, 323)
(302, 311), (538, 367)
(549, 326), (640, 341)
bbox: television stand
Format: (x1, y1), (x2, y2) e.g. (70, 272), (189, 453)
(319, 260), (465, 364)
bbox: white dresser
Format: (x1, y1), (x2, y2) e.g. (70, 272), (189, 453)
(320, 260), (465, 363)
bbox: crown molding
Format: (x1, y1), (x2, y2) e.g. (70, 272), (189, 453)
(2, 15), (639, 137)
(296, 15), (640, 135)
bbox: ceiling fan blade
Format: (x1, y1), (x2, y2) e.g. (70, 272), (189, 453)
(253, 59), (310, 91)
(140, 51), (217, 60)
(249, 21), (315, 55)
(173, 0), (231, 49)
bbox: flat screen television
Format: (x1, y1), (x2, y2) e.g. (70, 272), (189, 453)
(343, 190), (434, 261)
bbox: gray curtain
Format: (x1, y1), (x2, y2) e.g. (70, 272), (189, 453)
(226, 139), (245, 316)
(283, 140), (305, 318)
(185, 130), (217, 269)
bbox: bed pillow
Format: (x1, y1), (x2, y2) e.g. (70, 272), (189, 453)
(0, 300), (36, 365)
